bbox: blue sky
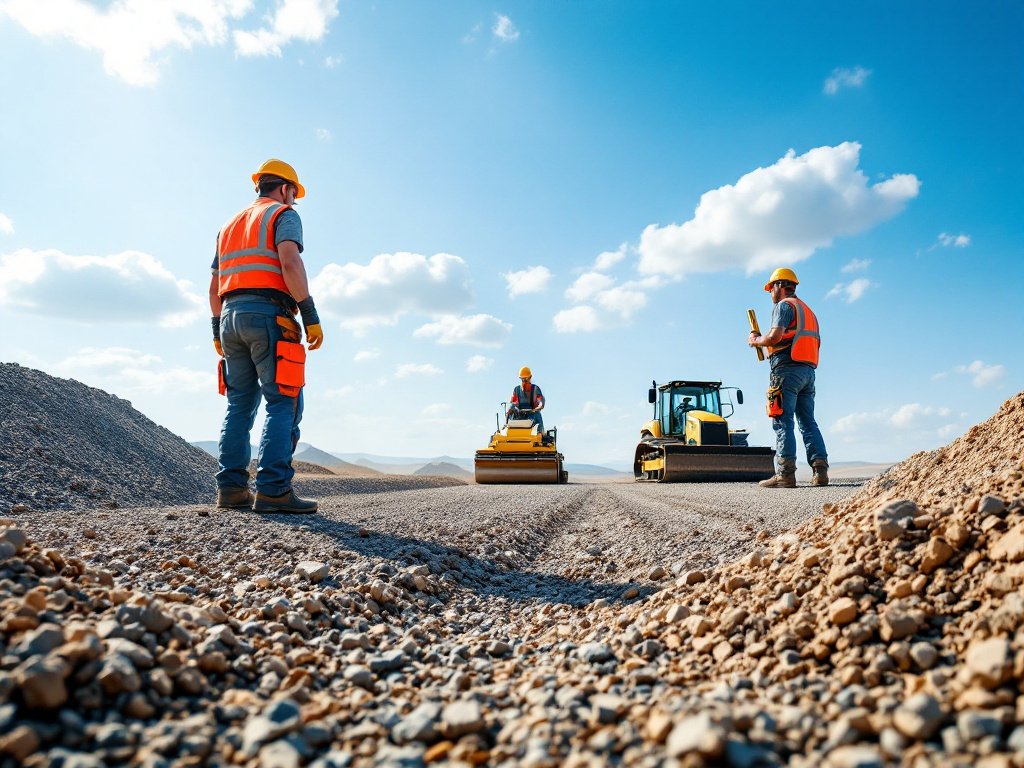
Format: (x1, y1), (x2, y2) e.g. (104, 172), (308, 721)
(0, 1), (1020, 468)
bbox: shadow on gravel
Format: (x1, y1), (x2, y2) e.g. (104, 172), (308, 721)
(254, 512), (655, 608)
(293, 475), (466, 496)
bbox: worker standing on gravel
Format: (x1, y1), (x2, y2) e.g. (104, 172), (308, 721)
(209, 159), (323, 514)
(507, 366), (545, 433)
(748, 268), (829, 488)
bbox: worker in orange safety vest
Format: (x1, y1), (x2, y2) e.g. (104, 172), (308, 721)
(747, 267), (829, 488)
(209, 159), (324, 514)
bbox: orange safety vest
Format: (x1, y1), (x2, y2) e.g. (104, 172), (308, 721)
(217, 198), (292, 298)
(767, 296), (820, 367)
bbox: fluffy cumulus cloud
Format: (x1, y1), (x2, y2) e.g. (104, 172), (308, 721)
(394, 363), (442, 379)
(0, 0), (338, 86)
(492, 13), (519, 42)
(824, 66), (872, 95)
(826, 278), (872, 303)
(413, 314), (511, 347)
(503, 265), (552, 298)
(637, 143), (919, 279)
(594, 243), (628, 272)
(0, 213), (13, 235)
(0, 248), (203, 325)
(466, 355), (493, 373)
(353, 349), (379, 363)
(954, 360), (1005, 388)
(832, 402), (959, 442)
(938, 232), (971, 248)
(565, 272), (614, 303)
(553, 305), (601, 334)
(57, 347), (209, 394)
(312, 252), (473, 332)
(234, 0), (338, 58)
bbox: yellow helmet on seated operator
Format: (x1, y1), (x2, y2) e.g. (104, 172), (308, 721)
(252, 158), (306, 199)
(764, 267), (799, 291)
(519, 366), (532, 379)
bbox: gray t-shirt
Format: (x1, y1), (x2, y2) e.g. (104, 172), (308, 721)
(769, 300), (799, 369)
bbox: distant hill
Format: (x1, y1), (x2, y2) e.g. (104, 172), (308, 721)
(413, 461), (473, 480)
(293, 446), (382, 477)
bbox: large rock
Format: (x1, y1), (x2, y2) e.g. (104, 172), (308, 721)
(964, 637), (1012, 688)
(893, 693), (944, 740)
(875, 500), (917, 541)
(666, 712), (726, 758)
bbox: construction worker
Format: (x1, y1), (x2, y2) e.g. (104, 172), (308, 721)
(209, 159), (324, 514)
(507, 366), (545, 433)
(748, 267), (829, 488)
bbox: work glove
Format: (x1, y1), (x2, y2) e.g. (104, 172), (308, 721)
(212, 316), (223, 357)
(305, 323), (324, 351)
(297, 297), (323, 351)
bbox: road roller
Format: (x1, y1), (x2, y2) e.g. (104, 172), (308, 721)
(634, 380), (775, 482)
(474, 406), (568, 484)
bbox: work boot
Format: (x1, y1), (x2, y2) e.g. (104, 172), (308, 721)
(216, 486), (254, 509)
(811, 460), (829, 487)
(253, 490), (318, 514)
(759, 459), (797, 489)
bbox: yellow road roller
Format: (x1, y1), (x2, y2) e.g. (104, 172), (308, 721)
(634, 380), (775, 482)
(475, 406), (568, 484)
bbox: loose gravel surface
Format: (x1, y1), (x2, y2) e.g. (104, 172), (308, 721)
(1, 376), (1022, 768)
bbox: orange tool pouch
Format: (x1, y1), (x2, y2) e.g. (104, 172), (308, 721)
(766, 379), (783, 418)
(217, 359), (227, 396)
(275, 316), (302, 342)
(275, 340), (306, 397)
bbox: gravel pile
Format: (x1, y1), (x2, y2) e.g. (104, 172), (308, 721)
(0, 364), (216, 510)
(0, 388), (1020, 767)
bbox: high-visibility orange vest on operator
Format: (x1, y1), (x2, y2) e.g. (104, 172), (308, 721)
(217, 199), (292, 297)
(766, 296), (820, 367)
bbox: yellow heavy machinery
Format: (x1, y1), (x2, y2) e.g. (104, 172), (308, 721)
(634, 380), (775, 482)
(474, 405), (568, 484)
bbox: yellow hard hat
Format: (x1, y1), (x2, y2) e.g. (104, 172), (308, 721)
(251, 159), (305, 199)
(519, 366), (532, 379)
(764, 267), (799, 291)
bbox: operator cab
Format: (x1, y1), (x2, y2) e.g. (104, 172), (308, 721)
(647, 380), (742, 436)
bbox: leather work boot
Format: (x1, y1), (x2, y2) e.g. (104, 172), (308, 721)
(759, 459), (797, 489)
(216, 486), (254, 509)
(811, 460), (830, 487)
(253, 490), (319, 514)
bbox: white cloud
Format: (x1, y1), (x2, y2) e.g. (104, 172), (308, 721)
(462, 22), (482, 44)
(315, 127), (332, 141)
(824, 66), (872, 95)
(421, 403), (451, 417)
(394, 363), (442, 379)
(413, 314), (512, 347)
(841, 258), (871, 273)
(323, 54), (341, 68)
(324, 384), (354, 399)
(353, 349), (379, 363)
(233, 0), (339, 58)
(503, 265), (552, 297)
(0, 248), (203, 326)
(0, 0), (340, 86)
(825, 278), (872, 303)
(594, 243), (628, 272)
(466, 355), (493, 373)
(832, 403), (957, 439)
(637, 143), (919, 279)
(312, 252), (473, 332)
(594, 286), (647, 318)
(581, 401), (611, 417)
(492, 13), (519, 42)
(553, 306), (601, 334)
(938, 232), (971, 248)
(954, 360), (1005, 389)
(0, 213), (13, 235)
(57, 347), (209, 394)
(565, 272), (614, 303)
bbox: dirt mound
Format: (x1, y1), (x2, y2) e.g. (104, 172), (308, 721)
(413, 461), (473, 480)
(0, 363), (216, 511)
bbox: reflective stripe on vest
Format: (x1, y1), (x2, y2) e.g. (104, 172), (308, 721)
(767, 297), (820, 367)
(216, 199), (291, 297)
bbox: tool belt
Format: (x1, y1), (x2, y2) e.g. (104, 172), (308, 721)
(766, 376), (783, 418)
(275, 318), (305, 398)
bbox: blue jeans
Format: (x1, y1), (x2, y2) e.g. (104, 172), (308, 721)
(216, 297), (303, 496)
(771, 364), (827, 466)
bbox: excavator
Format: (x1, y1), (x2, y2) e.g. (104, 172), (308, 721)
(474, 405), (568, 484)
(634, 380), (775, 482)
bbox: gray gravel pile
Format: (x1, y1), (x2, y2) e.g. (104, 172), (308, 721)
(0, 390), (1020, 767)
(0, 363), (216, 511)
